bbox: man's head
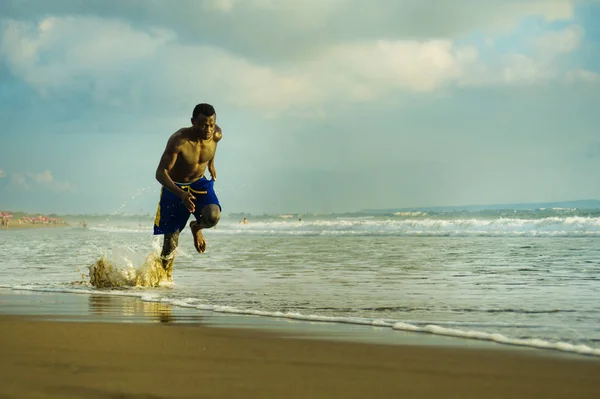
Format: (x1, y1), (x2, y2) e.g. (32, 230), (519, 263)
(191, 103), (216, 140)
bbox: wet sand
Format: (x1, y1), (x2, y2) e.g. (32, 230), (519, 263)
(0, 223), (69, 230)
(1, 292), (600, 398)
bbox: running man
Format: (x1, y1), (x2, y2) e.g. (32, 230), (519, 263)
(154, 103), (222, 278)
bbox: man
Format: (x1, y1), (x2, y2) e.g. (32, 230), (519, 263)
(154, 103), (222, 279)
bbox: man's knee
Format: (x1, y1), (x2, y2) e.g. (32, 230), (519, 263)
(203, 205), (221, 227)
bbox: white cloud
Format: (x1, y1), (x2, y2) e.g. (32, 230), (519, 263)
(0, 169), (6, 178)
(9, 170), (72, 192)
(166, 45), (320, 110)
(156, 38), (479, 112)
(533, 24), (584, 56)
(203, 0), (235, 12)
(30, 170), (53, 184)
(0, 0), (582, 64)
(566, 69), (600, 83)
(455, 23), (592, 87)
(0, 17), (174, 96)
(460, 53), (560, 87)
(314, 40), (479, 95)
(0, 15), (596, 116)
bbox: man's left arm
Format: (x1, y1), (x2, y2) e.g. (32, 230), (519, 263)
(208, 156), (217, 181)
(209, 125), (223, 181)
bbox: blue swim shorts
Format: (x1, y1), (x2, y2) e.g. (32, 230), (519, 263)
(153, 176), (221, 235)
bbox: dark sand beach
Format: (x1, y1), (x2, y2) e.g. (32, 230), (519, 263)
(1, 290), (599, 399)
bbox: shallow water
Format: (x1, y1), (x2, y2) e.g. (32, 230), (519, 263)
(1, 211), (600, 356)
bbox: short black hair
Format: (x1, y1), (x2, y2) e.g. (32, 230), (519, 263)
(192, 103), (216, 120)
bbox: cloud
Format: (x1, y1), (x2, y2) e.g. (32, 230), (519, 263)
(458, 23), (596, 87)
(0, 17), (173, 99)
(0, 169), (6, 178)
(311, 40), (479, 96)
(566, 68), (600, 83)
(204, 0), (235, 12)
(9, 170), (72, 192)
(30, 170), (54, 184)
(0, 0), (580, 62)
(0, 4), (597, 116)
(533, 24), (584, 56)
(155, 37), (481, 113)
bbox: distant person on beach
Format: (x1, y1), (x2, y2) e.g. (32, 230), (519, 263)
(153, 103), (222, 276)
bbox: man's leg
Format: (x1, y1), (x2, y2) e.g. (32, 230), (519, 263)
(161, 231), (179, 280)
(190, 204), (220, 253)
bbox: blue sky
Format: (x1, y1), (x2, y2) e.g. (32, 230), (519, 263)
(1, 0), (599, 215)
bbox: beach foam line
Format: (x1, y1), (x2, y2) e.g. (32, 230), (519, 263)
(87, 216), (600, 237)
(3, 284), (600, 357)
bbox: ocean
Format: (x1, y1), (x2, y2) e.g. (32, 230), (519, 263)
(1, 209), (600, 356)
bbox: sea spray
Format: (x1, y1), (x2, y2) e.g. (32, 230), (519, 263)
(89, 243), (170, 288)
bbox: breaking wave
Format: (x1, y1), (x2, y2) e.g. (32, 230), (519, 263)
(222, 216), (600, 237)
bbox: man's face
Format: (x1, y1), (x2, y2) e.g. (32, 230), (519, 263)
(193, 114), (216, 139)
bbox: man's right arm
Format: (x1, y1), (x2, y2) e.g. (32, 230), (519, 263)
(155, 135), (186, 199)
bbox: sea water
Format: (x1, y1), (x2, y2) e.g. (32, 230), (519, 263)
(1, 209), (599, 356)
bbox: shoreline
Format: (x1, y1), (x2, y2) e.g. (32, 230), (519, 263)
(1, 287), (598, 359)
(0, 223), (70, 231)
(1, 289), (600, 398)
(0, 288), (517, 350)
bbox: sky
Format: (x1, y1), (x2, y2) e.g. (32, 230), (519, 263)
(1, 0), (600, 215)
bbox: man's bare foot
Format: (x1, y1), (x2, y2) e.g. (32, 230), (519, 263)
(190, 221), (206, 253)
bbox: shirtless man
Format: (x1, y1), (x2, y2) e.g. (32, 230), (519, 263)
(154, 103), (222, 278)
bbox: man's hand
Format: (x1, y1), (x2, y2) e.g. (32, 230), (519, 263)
(179, 191), (196, 213)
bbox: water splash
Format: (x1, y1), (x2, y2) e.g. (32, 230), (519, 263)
(89, 241), (170, 288)
(105, 185), (156, 223)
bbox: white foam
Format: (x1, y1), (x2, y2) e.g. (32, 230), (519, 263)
(153, 295), (600, 357)
(89, 226), (149, 234)
(81, 215), (600, 237)
(389, 323), (600, 356)
(212, 216), (600, 237)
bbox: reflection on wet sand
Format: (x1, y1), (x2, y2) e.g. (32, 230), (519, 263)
(87, 295), (204, 325)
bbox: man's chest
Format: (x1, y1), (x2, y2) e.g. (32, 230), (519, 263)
(180, 142), (216, 164)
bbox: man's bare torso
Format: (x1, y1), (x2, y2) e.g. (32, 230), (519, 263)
(169, 127), (219, 183)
